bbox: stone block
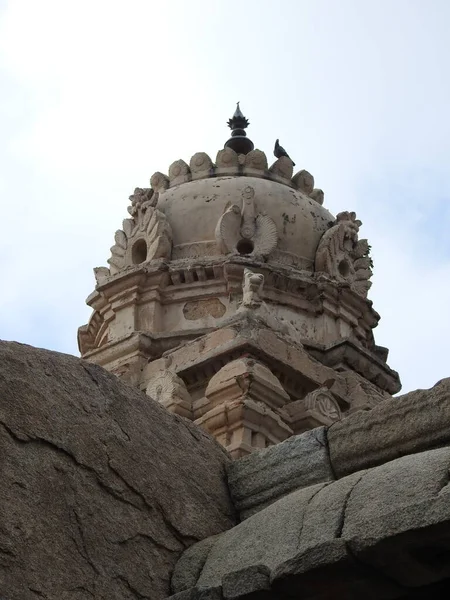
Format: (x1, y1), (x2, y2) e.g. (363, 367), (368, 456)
(328, 378), (450, 478)
(227, 428), (335, 519)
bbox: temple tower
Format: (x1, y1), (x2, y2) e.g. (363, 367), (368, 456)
(78, 105), (400, 458)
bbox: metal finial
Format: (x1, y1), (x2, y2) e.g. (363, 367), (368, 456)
(225, 102), (254, 155)
(234, 101), (244, 119)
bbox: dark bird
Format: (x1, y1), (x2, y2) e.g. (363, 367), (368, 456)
(274, 139), (295, 166)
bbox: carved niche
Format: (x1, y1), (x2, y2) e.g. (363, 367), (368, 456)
(314, 211), (373, 297)
(215, 185), (278, 258)
(106, 188), (173, 276)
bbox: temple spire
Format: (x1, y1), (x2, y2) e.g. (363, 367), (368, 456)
(225, 102), (254, 155)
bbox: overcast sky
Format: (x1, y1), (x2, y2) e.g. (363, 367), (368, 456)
(1, 0), (449, 394)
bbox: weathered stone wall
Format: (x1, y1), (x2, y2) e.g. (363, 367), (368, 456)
(0, 341), (236, 600)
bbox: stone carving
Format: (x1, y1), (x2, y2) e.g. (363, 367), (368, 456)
(130, 186), (158, 208)
(216, 147), (239, 168)
(304, 388), (341, 422)
(146, 370), (192, 418)
(172, 241), (219, 259)
(310, 188), (324, 205)
(242, 268), (264, 308)
(292, 169), (314, 195)
(284, 387), (342, 434)
(150, 171), (170, 192)
(183, 298), (226, 320)
(168, 159), (190, 184)
(244, 149), (268, 171)
(215, 186), (278, 258)
(93, 266), (110, 285)
(269, 156), (294, 180)
(107, 188), (172, 274)
(190, 152), (213, 174)
(315, 211), (373, 297)
(352, 238), (374, 297)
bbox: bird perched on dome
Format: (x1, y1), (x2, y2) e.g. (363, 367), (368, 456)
(274, 139), (295, 166)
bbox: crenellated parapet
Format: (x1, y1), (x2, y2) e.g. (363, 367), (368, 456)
(148, 147), (324, 205)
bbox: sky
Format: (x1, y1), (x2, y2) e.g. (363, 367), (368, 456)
(1, 0), (449, 394)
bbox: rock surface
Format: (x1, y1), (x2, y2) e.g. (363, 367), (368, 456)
(173, 446), (450, 599)
(0, 341), (235, 600)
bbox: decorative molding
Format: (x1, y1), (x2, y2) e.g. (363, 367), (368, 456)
(171, 241), (220, 260)
(269, 249), (313, 270)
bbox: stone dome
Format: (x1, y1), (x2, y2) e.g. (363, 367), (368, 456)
(157, 175), (334, 271)
(78, 104), (401, 462)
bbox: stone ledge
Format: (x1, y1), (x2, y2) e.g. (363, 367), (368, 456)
(306, 337), (401, 395)
(327, 377), (450, 478)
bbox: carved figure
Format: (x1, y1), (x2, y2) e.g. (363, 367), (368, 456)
(93, 267), (110, 285)
(215, 186), (278, 258)
(241, 268), (264, 308)
(314, 211), (373, 297)
(107, 189), (172, 275)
